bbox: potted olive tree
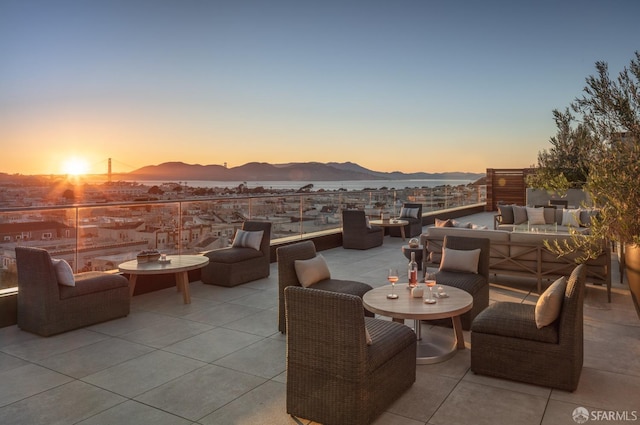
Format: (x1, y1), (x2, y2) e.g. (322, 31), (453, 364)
(571, 52), (640, 318)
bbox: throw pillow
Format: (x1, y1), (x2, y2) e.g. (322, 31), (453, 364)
(439, 248), (481, 274)
(554, 208), (564, 225)
(51, 258), (75, 287)
(294, 254), (331, 288)
(497, 204), (514, 224)
(562, 209), (581, 227)
(512, 205), (528, 225)
(526, 207), (546, 225)
(543, 207), (556, 224)
(232, 229), (264, 251)
(400, 207), (419, 219)
(451, 219), (472, 228)
(579, 209), (599, 227)
(535, 276), (567, 328)
(471, 224), (488, 230)
(435, 218), (453, 227)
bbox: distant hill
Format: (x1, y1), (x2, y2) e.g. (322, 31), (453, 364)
(326, 162), (483, 181)
(121, 161), (484, 182)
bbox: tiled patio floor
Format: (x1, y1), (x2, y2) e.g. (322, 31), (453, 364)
(1, 212), (639, 424)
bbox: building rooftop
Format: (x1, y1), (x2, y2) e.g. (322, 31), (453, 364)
(1, 211), (638, 424)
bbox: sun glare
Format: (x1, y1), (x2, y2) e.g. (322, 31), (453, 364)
(62, 157), (90, 176)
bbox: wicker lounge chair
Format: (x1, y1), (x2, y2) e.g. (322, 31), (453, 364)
(471, 264), (586, 391)
(15, 246), (130, 337)
(201, 221), (271, 287)
(285, 286), (416, 425)
(341, 210), (383, 250)
(426, 235), (490, 330)
(277, 240), (373, 333)
(389, 202), (423, 238)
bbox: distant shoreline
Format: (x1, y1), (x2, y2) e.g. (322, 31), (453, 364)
(132, 179), (478, 191)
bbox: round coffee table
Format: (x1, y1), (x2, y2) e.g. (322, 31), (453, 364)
(119, 255), (209, 304)
(369, 219), (409, 240)
(362, 284), (472, 364)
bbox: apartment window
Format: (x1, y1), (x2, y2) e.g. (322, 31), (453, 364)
(42, 232), (52, 240)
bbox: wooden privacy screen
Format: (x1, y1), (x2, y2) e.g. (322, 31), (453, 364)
(486, 168), (535, 211)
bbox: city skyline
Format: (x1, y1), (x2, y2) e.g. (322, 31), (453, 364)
(1, 0), (639, 176)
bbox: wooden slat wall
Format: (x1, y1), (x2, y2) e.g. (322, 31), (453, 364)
(486, 168), (535, 211)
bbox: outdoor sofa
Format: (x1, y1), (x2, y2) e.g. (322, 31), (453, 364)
(421, 225), (611, 301)
(493, 204), (598, 233)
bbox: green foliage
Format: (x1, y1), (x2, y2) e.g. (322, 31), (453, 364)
(543, 214), (612, 262)
(574, 51), (640, 246)
(526, 108), (599, 193)
(542, 51), (640, 260)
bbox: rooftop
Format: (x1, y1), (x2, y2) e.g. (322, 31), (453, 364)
(1, 211), (638, 425)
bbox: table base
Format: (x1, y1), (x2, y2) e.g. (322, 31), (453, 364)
(415, 325), (458, 364)
(128, 271), (191, 304)
(394, 318), (464, 364)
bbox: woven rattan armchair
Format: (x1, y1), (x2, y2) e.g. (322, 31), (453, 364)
(285, 286), (416, 425)
(389, 202), (423, 238)
(427, 235), (490, 330)
(201, 221), (271, 287)
(341, 210), (383, 250)
(15, 246), (130, 337)
(277, 240), (373, 333)
(471, 264), (586, 391)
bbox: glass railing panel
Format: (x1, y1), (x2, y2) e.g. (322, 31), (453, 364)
(0, 184), (486, 291)
(0, 206), (78, 289)
(76, 202), (182, 271)
(179, 199), (246, 252)
(297, 192), (341, 236)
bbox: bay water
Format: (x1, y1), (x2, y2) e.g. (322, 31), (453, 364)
(140, 179), (475, 191)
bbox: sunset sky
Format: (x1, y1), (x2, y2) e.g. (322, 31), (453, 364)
(1, 0), (638, 176)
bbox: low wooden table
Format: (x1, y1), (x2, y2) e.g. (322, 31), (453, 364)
(118, 255), (209, 304)
(363, 284), (472, 364)
(369, 219), (409, 240)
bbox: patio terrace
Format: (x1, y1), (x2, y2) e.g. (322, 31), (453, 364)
(1, 211), (638, 425)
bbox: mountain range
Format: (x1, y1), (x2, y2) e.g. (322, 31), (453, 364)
(120, 161), (484, 182)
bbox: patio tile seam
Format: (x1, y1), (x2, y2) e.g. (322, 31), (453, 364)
(461, 370), (552, 400)
(190, 379), (279, 423)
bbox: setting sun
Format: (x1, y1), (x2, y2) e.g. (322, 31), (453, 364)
(62, 157), (90, 176)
